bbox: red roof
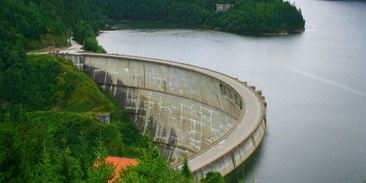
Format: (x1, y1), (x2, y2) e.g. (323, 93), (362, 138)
(96, 156), (139, 183)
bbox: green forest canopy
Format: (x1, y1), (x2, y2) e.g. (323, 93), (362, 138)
(100, 0), (305, 34)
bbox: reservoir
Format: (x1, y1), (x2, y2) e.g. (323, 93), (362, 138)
(97, 0), (366, 182)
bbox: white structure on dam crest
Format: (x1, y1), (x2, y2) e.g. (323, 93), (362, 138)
(60, 53), (266, 180)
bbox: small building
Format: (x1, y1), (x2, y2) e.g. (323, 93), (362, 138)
(96, 112), (111, 124)
(216, 4), (234, 13)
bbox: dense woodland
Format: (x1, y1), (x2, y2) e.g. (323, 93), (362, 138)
(0, 0), (304, 182)
(100, 0), (305, 34)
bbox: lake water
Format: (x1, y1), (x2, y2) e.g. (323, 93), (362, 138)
(97, 0), (366, 182)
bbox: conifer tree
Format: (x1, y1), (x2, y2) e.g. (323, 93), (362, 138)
(86, 129), (114, 183)
(181, 157), (192, 182)
(34, 144), (59, 183)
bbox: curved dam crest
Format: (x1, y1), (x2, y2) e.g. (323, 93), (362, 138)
(61, 53), (266, 180)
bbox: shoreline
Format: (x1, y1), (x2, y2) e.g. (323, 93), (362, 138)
(103, 21), (305, 37)
(28, 38), (83, 55)
(29, 23), (305, 55)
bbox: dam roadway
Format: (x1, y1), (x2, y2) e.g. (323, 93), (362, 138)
(61, 53), (266, 180)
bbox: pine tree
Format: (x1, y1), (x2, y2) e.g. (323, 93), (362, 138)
(86, 129), (114, 183)
(181, 157), (192, 182)
(34, 144), (59, 183)
(56, 147), (83, 183)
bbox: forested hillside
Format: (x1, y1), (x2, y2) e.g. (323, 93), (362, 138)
(0, 55), (187, 182)
(0, 0), (105, 52)
(98, 0), (305, 34)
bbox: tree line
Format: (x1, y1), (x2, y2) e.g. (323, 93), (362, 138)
(98, 0), (305, 34)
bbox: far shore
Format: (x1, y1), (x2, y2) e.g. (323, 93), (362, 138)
(28, 23), (304, 55)
(103, 21), (305, 36)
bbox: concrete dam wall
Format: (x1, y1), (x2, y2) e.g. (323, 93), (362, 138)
(61, 53), (266, 179)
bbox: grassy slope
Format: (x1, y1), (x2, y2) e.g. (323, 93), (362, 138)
(25, 55), (142, 156)
(27, 55), (119, 113)
(22, 55), (183, 182)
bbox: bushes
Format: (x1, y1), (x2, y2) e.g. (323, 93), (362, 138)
(201, 171), (226, 183)
(73, 20), (96, 44)
(73, 20), (106, 53)
(84, 37), (106, 53)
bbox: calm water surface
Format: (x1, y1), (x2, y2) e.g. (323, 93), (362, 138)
(97, 0), (366, 182)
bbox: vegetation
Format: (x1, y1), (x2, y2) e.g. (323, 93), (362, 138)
(213, 1), (305, 34)
(201, 171), (226, 183)
(74, 20), (106, 53)
(0, 55), (141, 182)
(99, 0), (305, 34)
(0, 0), (105, 51)
(118, 139), (183, 183)
(84, 37), (106, 53)
(181, 158), (193, 183)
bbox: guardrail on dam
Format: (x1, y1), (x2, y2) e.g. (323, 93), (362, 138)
(60, 53), (266, 180)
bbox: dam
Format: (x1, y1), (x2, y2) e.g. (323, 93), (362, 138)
(60, 53), (266, 180)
